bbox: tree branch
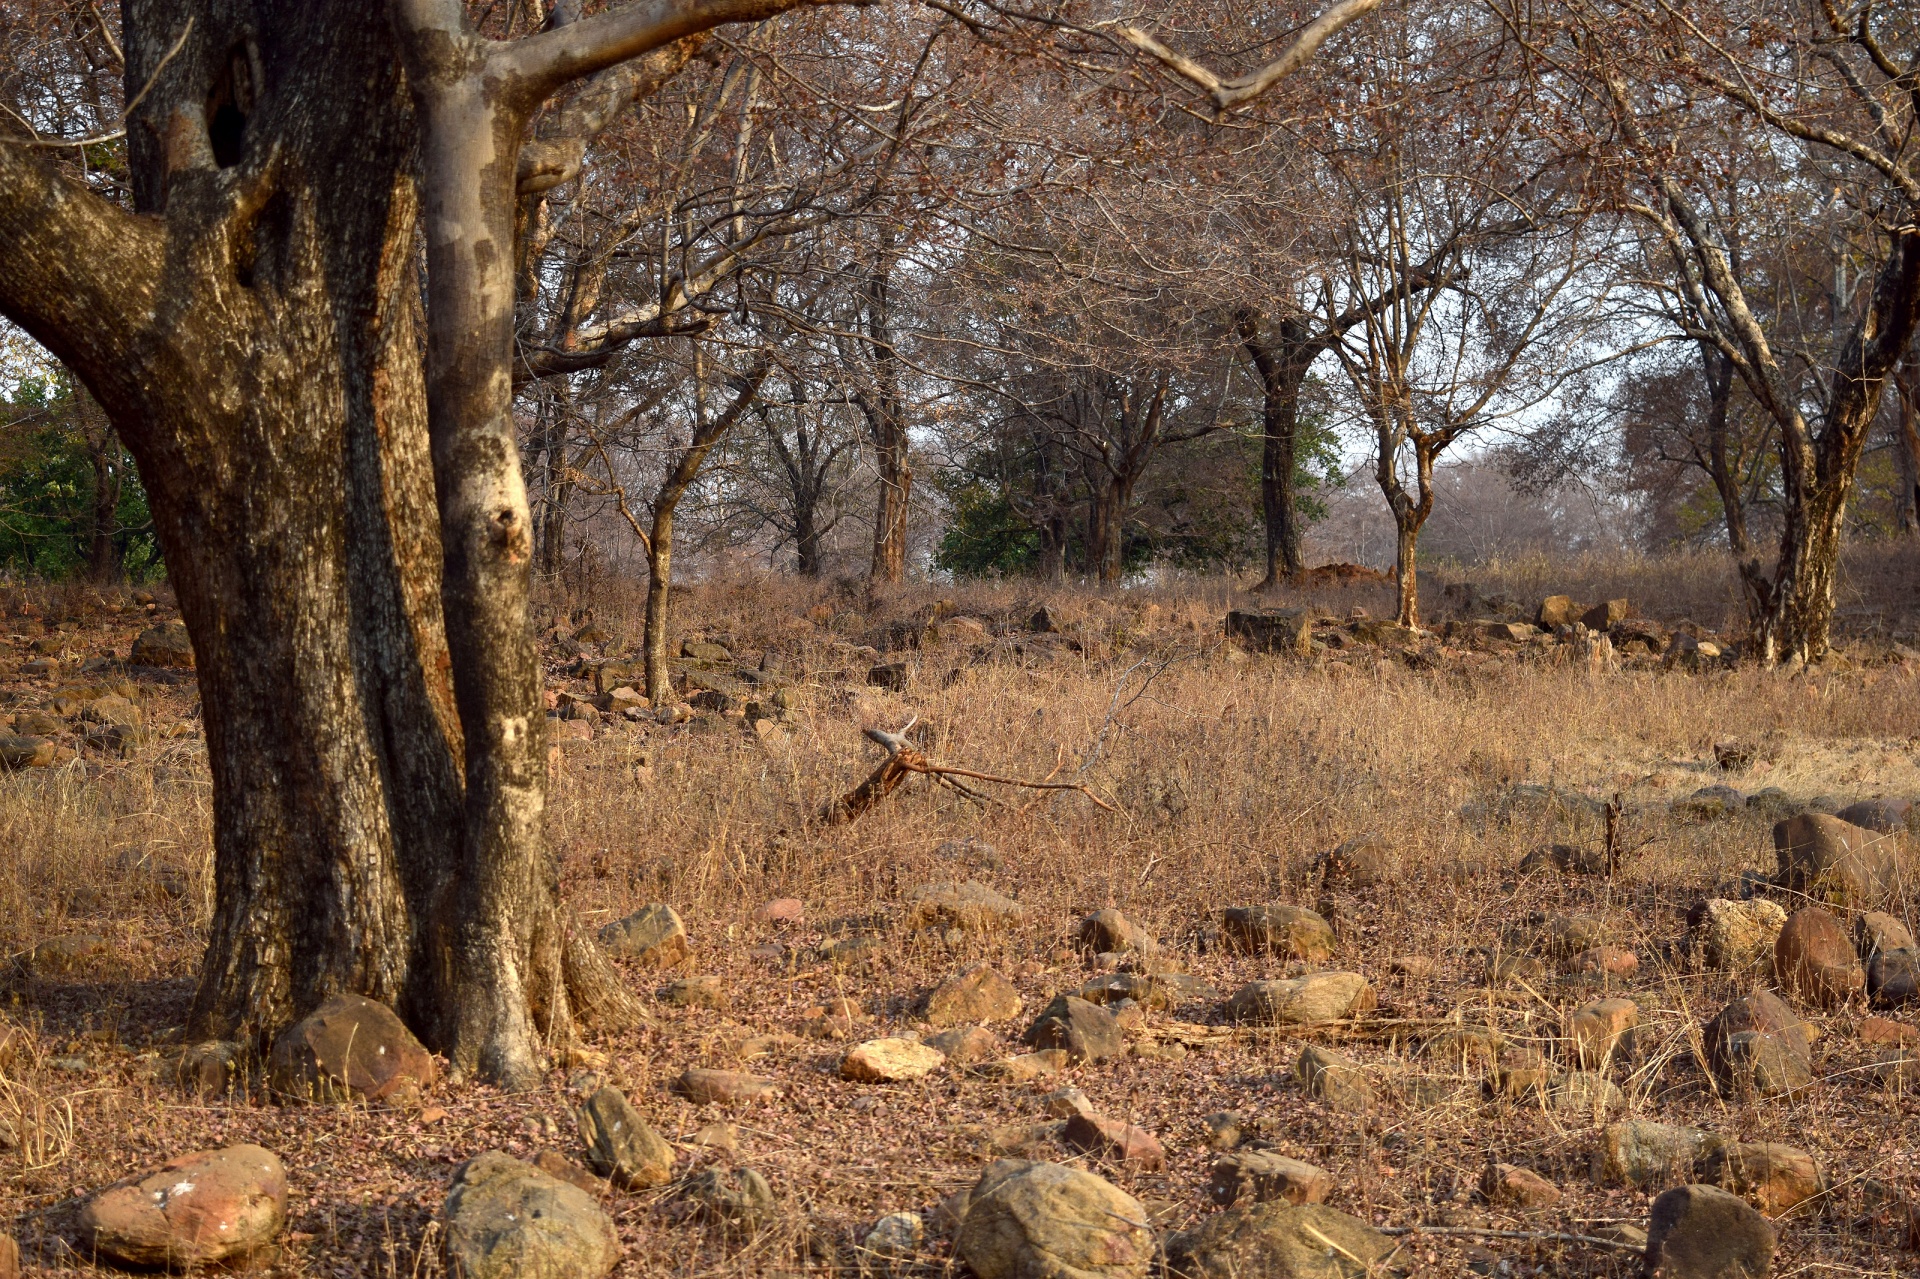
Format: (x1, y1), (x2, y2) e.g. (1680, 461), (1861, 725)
(1112, 0), (1388, 112)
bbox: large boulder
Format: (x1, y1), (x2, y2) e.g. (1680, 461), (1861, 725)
(1688, 899), (1786, 975)
(1024, 996), (1125, 1062)
(922, 964), (1023, 1026)
(956, 1159), (1153, 1279)
(1644, 1184), (1776, 1279)
(597, 904), (688, 965)
(441, 1152), (620, 1279)
(1163, 1202), (1404, 1278)
(1773, 813), (1904, 908)
(1774, 908), (1865, 1007)
(577, 1087), (673, 1189)
(1225, 972), (1374, 1026)
(79, 1144), (286, 1270)
(1222, 905), (1336, 960)
(268, 994), (436, 1103)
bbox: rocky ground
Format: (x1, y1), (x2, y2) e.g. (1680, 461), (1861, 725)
(0, 574), (1916, 1277)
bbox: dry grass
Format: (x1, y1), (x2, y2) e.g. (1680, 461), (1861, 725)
(0, 560), (1917, 1275)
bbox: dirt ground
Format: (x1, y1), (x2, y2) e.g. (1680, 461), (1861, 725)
(1, 555), (1918, 1277)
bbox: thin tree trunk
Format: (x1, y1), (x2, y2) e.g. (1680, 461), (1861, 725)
(1896, 359), (1920, 537)
(82, 399), (123, 583)
(644, 536), (674, 703)
(1699, 343), (1751, 557)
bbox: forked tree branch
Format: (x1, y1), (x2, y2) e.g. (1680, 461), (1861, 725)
(823, 722), (1116, 824)
(1112, 0), (1389, 112)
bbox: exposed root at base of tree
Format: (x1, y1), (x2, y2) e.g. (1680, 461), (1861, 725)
(822, 722), (1115, 825)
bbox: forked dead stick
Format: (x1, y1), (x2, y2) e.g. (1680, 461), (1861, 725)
(821, 721), (1116, 825)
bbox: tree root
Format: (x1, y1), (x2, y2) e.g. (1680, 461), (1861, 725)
(822, 722), (1115, 826)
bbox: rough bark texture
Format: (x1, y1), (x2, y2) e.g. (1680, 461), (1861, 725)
(856, 245), (911, 585)
(1897, 356), (1920, 538)
(1697, 342), (1751, 557)
(0, 0), (824, 1078)
(1239, 315), (1322, 587)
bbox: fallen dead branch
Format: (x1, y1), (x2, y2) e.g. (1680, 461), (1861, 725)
(822, 721), (1116, 825)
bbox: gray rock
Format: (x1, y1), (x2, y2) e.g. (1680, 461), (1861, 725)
(1704, 990), (1816, 1096)
(1644, 1183), (1776, 1278)
(1548, 1071), (1625, 1117)
(577, 1087), (673, 1189)
(1024, 996), (1124, 1062)
(1225, 608), (1313, 656)
(956, 1159), (1153, 1279)
(1164, 1202), (1404, 1278)
(1077, 908), (1153, 955)
(441, 1151), (620, 1279)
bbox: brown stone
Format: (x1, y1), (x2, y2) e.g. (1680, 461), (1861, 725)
(79, 1144), (287, 1269)
(924, 1026), (998, 1064)
(1059, 1112), (1165, 1168)
(130, 622), (195, 668)
(1699, 1141), (1827, 1217)
(1689, 898), (1786, 974)
(1536, 595), (1582, 628)
(1859, 1016), (1918, 1045)
(1163, 1202), (1403, 1279)
(1645, 1184), (1777, 1279)
(906, 881), (1025, 932)
(1221, 904), (1335, 960)
(268, 994), (435, 1103)
(1568, 946), (1638, 978)
(1207, 1152), (1331, 1207)
(1481, 1162), (1560, 1209)
(672, 1068), (779, 1104)
(1077, 908), (1153, 955)
(534, 1150), (607, 1195)
(922, 964), (1023, 1026)
(841, 1037), (946, 1082)
(1704, 988), (1818, 1088)
(1857, 911), (1918, 957)
(1775, 908), (1866, 1007)
(1024, 996), (1125, 1062)
(1566, 997), (1639, 1069)
(1774, 813), (1904, 908)
(1290, 1044), (1376, 1112)
(577, 1087), (673, 1189)
(957, 1159), (1152, 1279)
(1225, 972), (1374, 1025)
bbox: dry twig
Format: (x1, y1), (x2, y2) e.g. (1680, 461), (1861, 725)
(822, 720), (1116, 825)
